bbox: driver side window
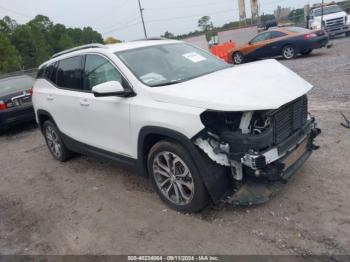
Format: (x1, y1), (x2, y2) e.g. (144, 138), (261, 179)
(84, 54), (123, 91)
(251, 32), (271, 44)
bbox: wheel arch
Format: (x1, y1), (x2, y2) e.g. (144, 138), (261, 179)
(37, 109), (57, 133)
(137, 126), (232, 203)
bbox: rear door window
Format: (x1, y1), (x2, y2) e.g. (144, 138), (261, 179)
(57, 56), (83, 90)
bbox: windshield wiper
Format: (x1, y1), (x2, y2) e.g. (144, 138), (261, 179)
(150, 80), (182, 87)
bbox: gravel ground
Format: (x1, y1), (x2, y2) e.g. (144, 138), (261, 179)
(0, 37), (350, 256)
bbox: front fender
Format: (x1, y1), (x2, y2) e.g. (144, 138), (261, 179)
(137, 126), (233, 203)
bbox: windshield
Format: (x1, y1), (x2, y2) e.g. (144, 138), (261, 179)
(0, 76), (34, 96)
(116, 43), (230, 87)
(312, 6), (343, 17)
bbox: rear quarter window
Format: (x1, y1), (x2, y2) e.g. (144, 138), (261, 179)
(56, 56), (83, 90)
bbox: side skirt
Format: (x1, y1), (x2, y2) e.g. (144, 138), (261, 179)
(60, 132), (138, 170)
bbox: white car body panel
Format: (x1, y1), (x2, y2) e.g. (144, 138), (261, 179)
(313, 11), (348, 22)
(33, 41), (314, 160)
(149, 59), (313, 111)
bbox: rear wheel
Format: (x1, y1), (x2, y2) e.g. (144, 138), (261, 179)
(301, 49), (312, 56)
(282, 45), (297, 60)
(147, 140), (210, 213)
(232, 52), (245, 65)
(43, 120), (71, 162)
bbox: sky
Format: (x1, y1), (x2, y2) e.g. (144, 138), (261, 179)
(0, 0), (325, 41)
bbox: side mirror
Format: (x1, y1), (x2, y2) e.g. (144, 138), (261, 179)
(92, 81), (132, 97)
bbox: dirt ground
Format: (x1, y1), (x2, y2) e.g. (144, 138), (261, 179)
(1, 37), (350, 256)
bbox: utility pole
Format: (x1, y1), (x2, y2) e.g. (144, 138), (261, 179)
(138, 0), (148, 39)
(321, 0), (324, 30)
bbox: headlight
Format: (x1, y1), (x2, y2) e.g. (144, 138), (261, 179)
(311, 21), (322, 30)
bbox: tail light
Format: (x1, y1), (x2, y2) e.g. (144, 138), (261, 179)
(304, 33), (317, 40)
(28, 87), (33, 96)
(0, 101), (7, 111)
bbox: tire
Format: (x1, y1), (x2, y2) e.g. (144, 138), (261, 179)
(147, 140), (210, 213)
(301, 49), (312, 56)
(43, 120), (72, 162)
(232, 51), (245, 65)
(346, 31), (350, 37)
(282, 45), (297, 60)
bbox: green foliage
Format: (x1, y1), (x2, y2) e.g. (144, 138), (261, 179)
(161, 31), (175, 39)
(198, 16), (213, 32)
(0, 16), (17, 36)
(0, 14), (104, 72)
(288, 9), (305, 24)
(104, 37), (122, 44)
(0, 33), (22, 73)
(11, 24), (50, 69)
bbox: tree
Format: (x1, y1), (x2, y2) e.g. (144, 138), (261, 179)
(28, 15), (53, 32)
(81, 27), (104, 44)
(11, 25), (49, 69)
(104, 37), (122, 44)
(288, 9), (305, 24)
(0, 33), (22, 73)
(161, 31), (175, 39)
(198, 16), (213, 32)
(0, 16), (17, 36)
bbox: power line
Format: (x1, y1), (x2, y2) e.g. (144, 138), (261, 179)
(0, 5), (32, 19)
(145, 0), (232, 11)
(102, 20), (142, 35)
(101, 14), (140, 32)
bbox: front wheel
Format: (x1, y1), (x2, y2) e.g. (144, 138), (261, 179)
(232, 52), (245, 65)
(282, 45), (297, 60)
(147, 140), (210, 213)
(346, 31), (350, 37)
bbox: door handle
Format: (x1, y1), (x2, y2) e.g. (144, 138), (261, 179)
(46, 95), (54, 101)
(79, 99), (90, 107)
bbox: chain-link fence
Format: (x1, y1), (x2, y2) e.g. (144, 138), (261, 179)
(0, 68), (38, 80)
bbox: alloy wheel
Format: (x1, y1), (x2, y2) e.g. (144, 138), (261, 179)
(233, 53), (243, 64)
(152, 151), (194, 206)
(45, 126), (62, 159)
(283, 46), (295, 59)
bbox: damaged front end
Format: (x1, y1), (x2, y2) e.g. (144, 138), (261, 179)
(194, 95), (321, 205)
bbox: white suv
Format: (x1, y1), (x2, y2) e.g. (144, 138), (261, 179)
(33, 40), (321, 212)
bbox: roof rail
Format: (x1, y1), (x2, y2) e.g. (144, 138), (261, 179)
(133, 37), (167, 41)
(51, 43), (106, 59)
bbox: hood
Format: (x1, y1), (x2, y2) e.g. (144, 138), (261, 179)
(149, 59), (313, 111)
(314, 11), (347, 21)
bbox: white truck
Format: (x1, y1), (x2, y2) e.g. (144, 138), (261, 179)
(307, 3), (350, 37)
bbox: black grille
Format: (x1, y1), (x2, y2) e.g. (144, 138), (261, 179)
(326, 17), (345, 31)
(271, 96), (308, 144)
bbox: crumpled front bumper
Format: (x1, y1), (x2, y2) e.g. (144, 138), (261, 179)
(226, 120), (321, 206)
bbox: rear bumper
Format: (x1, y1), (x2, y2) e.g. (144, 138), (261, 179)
(308, 35), (329, 49)
(0, 105), (35, 129)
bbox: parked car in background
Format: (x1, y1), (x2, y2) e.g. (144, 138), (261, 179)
(229, 27), (330, 65)
(33, 41), (321, 213)
(0, 75), (35, 130)
(307, 3), (350, 37)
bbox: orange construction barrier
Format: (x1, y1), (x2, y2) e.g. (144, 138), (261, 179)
(211, 41), (236, 63)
